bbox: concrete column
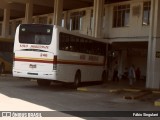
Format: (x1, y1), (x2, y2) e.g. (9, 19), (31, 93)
(24, 0), (33, 24)
(2, 8), (10, 37)
(63, 11), (68, 28)
(146, 0), (160, 89)
(11, 21), (16, 37)
(92, 0), (104, 38)
(53, 0), (63, 26)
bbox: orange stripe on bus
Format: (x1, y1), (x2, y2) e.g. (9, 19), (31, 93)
(14, 58), (104, 66)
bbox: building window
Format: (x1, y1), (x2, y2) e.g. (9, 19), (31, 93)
(38, 16), (48, 24)
(61, 14), (65, 27)
(70, 11), (85, 30)
(142, 1), (151, 26)
(113, 4), (130, 28)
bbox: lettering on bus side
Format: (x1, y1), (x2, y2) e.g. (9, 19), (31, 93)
(88, 56), (99, 62)
(30, 45), (49, 49)
(40, 53), (48, 57)
(20, 44), (28, 48)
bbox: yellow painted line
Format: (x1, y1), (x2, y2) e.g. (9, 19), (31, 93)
(123, 88), (141, 92)
(152, 91), (160, 94)
(77, 88), (88, 92)
(109, 89), (122, 93)
(30, 79), (37, 82)
(154, 99), (160, 106)
(124, 91), (152, 100)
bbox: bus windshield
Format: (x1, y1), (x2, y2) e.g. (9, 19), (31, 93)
(19, 24), (53, 45)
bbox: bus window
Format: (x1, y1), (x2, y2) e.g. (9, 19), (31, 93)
(19, 24), (53, 45)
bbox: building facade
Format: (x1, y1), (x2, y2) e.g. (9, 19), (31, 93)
(0, 0), (160, 89)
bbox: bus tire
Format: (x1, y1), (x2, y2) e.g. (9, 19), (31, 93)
(101, 71), (107, 84)
(0, 63), (5, 74)
(37, 79), (51, 87)
(73, 71), (81, 89)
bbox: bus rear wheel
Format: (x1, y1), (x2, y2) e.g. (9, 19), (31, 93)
(37, 80), (51, 87)
(73, 71), (81, 89)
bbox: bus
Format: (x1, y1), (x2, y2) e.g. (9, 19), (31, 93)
(13, 24), (108, 87)
(0, 38), (13, 74)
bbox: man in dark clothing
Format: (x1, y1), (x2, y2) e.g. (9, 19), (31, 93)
(112, 62), (119, 82)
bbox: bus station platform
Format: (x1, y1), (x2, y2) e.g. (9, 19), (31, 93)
(77, 80), (160, 107)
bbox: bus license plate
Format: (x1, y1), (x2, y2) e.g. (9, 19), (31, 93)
(29, 64), (37, 68)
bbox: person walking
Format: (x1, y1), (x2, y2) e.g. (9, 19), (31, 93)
(112, 61), (119, 82)
(128, 64), (135, 86)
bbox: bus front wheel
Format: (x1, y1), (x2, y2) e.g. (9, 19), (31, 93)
(101, 71), (107, 84)
(37, 80), (51, 87)
(0, 63), (5, 74)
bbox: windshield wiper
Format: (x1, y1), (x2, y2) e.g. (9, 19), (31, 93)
(21, 49), (48, 52)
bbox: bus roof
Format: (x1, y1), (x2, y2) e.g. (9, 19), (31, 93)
(19, 24), (108, 44)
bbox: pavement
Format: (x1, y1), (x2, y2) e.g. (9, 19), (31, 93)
(77, 80), (160, 107)
(1, 74), (160, 107)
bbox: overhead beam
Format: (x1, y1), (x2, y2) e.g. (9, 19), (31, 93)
(33, 0), (54, 7)
(0, 0), (9, 9)
(63, 0), (92, 10)
(9, 3), (25, 11)
(5, 0), (54, 7)
(4, 0), (28, 4)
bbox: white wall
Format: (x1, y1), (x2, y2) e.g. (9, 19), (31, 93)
(104, 0), (150, 40)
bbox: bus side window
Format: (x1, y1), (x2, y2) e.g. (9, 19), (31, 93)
(70, 35), (75, 51)
(88, 40), (93, 54)
(75, 37), (80, 52)
(59, 33), (64, 50)
(65, 34), (70, 51)
(79, 38), (85, 53)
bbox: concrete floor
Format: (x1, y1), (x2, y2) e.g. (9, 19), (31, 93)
(0, 75), (159, 120)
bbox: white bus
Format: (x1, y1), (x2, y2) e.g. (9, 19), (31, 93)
(13, 24), (108, 88)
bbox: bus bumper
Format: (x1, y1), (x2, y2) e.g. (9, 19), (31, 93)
(12, 70), (58, 80)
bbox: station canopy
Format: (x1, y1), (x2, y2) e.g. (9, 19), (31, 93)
(0, 0), (130, 20)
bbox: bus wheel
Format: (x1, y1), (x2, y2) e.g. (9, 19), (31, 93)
(101, 71), (107, 84)
(73, 71), (81, 89)
(37, 80), (51, 87)
(0, 63), (5, 74)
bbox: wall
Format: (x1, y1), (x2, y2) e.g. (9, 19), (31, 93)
(104, 0), (150, 40)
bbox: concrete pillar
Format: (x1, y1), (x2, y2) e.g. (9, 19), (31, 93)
(11, 21), (16, 37)
(63, 11), (68, 28)
(24, 0), (33, 24)
(2, 8), (10, 37)
(53, 0), (63, 26)
(146, 0), (160, 89)
(92, 0), (104, 38)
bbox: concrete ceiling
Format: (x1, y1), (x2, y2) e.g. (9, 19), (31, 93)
(0, 0), (130, 20)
